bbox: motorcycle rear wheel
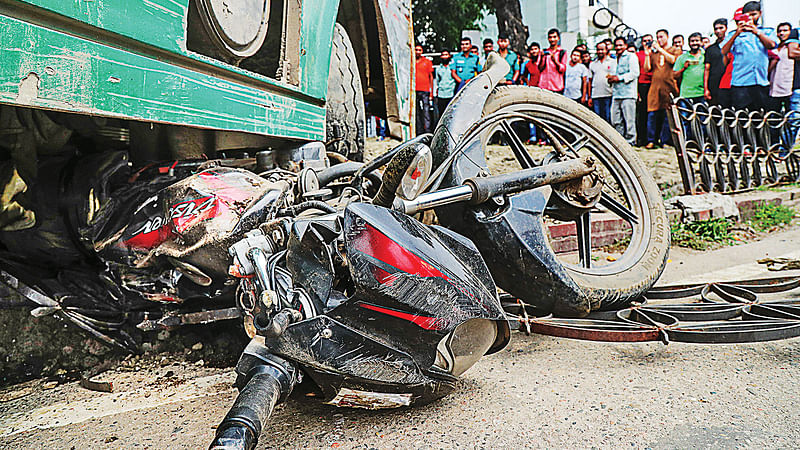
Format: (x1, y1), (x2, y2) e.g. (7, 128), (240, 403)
(480, 86), (670, 311)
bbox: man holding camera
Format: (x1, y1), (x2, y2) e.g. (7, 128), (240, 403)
(644, 29), (681, 148)
(636, 34), (654, 146)
(721, 1), (776, 111)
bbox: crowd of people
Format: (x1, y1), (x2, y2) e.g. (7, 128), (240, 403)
(413, 1), (799, 148)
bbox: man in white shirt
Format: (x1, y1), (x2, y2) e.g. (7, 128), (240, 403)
(589, 42), (616, 123)
(564, 48), (590, 104)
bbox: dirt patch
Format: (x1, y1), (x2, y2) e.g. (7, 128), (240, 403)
(0, 287), (249, 387)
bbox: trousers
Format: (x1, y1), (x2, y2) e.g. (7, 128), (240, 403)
(647, 110), (671, 146)
(612, 98), (636, 145)
(593, 96), (612, 124)
(636, 83), (650, 146)
(415, 91), (431, 135)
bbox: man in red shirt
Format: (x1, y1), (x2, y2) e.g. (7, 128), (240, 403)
(538, 28), (568, 93)
(522, 42), (542, 86)
(415, 44), (434, 135)
(636, 34), (654, 146)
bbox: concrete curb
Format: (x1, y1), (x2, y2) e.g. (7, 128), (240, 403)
(549, 187), (800, 253)
(668, 187), (800, 224)
(549, 213), (630, 254)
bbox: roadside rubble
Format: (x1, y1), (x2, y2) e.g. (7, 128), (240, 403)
(0, 290), (249, 387)
(667, 192), (740, 222)
(667, 187), (800, 224)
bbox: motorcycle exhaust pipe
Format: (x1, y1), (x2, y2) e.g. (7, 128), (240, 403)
(400, 157), (595, 215)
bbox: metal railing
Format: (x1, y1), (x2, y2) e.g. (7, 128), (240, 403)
(667, 98), (800, 195)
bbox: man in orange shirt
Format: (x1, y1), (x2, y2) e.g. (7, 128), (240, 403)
(415, 44), (434, 135)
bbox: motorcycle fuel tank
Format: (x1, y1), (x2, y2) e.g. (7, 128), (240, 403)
(93, 167), (285, 286)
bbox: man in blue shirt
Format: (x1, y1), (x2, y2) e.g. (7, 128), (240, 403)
(452, 37), (481, 92)
(496, 33), (519, 84)
(434, 50), (456, 123)
(608, 37), (640, 145)
(481, 38), (494, 68)
(721, 1), (776, 111)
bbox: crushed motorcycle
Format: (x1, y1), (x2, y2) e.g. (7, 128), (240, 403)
(0, 54), (672, 448)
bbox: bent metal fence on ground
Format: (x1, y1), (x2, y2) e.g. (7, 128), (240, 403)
(667, 98), (800, 195)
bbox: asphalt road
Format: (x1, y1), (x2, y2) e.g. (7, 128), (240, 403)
(2, 229), (800, 449)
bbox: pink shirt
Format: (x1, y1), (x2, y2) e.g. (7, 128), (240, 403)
(770, 46), (794, 97)
(538, 46), (568, 92)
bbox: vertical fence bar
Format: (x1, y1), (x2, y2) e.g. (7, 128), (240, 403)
(667, 101), (695, 195)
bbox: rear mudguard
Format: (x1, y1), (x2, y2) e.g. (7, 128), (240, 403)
(438, 190), (591, 317)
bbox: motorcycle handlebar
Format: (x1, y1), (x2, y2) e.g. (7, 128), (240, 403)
(210, 362), (295, 450)
(465, 157), (596, 204)
(400, 157), (595, 214)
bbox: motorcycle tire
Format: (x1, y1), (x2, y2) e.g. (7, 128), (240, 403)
(481, 86), (670, 311)
(326, 23), (366, 162)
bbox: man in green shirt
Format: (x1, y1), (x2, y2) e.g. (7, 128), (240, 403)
(434, 50), (456, 124)
(496, 33), (519, 84)
(674, 32), (706, 102)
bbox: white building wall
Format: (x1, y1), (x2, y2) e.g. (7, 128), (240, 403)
(476, 0), (624, 52)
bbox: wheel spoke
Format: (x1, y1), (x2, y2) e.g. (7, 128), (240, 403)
(599, 192), (639, 224)
(576, 212), (592, 269)
(499, 120), (536, 169)
(569, 134), (590, 153)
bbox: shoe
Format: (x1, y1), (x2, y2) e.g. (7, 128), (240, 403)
(645, 143), (655, 149)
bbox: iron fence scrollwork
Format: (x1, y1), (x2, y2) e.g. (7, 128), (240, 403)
(667, 98), (800, 195)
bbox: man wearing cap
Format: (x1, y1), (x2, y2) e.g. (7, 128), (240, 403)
(496, 33), (519, 85)
(721, 1), (776, 111)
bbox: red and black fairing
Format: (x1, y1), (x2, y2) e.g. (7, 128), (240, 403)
(90, 167), (284, 302)
(263, 203), (509, 405)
